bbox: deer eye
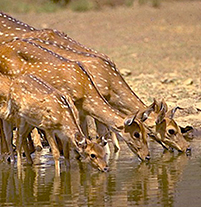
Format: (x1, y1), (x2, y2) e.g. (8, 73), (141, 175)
(133, 132), (140, 139)
(168, 129), (176, 135)
(90, 154), (96, 159)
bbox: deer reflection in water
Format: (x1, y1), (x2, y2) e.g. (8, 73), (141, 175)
(0, 145), (189, 206)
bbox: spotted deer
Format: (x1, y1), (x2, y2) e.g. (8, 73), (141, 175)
(1, 11), (149, 155)
(19, 37), (190, 153)
(0, 38), (150, 161)
(0, 73), (109, 174)
(0, 12), (190, 153)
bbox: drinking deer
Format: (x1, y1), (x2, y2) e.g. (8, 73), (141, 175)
(0, 11), (190, 154)
(0, 11), (185, 154)
(0, 38), (150, 161)
(19, 37), (190, 153)
(0, 73), (109, 174)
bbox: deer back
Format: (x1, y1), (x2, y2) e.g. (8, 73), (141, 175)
(9, 74), (80, 134)
(0, 12), (36, 44)
(23, 37), (145, 115)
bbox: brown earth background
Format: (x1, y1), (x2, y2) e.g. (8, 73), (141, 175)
(7, 1), (201, 128)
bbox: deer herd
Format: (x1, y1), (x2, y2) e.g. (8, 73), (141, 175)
(0, 12), (192, 176)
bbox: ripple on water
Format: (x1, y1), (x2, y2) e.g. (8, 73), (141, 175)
(0, 137), (201, 206)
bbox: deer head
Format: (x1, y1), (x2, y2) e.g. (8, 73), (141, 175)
(78, 138), (109, 172)
(155, 106), (190, 152)
(142, 99), (190, 153)
(123, 112), (150, 161)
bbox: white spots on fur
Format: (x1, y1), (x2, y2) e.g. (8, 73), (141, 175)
(100, 77), (107, 83)
(0, 23), (127, 136)
(88, 84), (93, 90)
(73, 89), (77, 94)
(91, 65), (97, 69)
(72, 76), (77, 81)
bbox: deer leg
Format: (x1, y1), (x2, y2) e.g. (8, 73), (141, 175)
(20, 125), (34, 165)
(111, 132), (120, 153)
(16, 118), (32, 167)
(79, 113), (98, 140)
(22, 137), (33, 165)
(31, 128), (43, 152)
(79, 113), (88, 137)
(2, 120), (15, 162)
(46, 132), (60, 177)
(26, 133), (35, 155)
(0, 119), (9, 161)
(62, 139), (71, 169)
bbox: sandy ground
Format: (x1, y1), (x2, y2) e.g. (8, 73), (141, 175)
(8, 1), (201, 128)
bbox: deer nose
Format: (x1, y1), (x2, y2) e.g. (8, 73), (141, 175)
(186, 147), (191, 155)
(145, 154), (151, 160)
(103, 166), (109, 172)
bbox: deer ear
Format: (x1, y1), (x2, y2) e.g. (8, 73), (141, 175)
(140, 100), (156, 122)
(180, 125), (193, 133)
(155, 107), (166, 125)
(155, 100), (170, 124)
(153, 98), (160, 113)
(124, 111), (139, 126)
(75, 132), (87, 148)
(99, 136), (108, 147)
(124, 117), (134, 126)
(154, 99), (168, 113)
(167, 106), (183, 119)
(161, 99), (168, 113)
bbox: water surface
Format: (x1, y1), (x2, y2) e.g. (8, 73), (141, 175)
(1, 136), (201, 207)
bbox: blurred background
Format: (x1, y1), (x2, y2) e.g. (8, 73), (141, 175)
(0, 0), (196, 13)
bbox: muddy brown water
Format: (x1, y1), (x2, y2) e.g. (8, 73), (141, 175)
(1, 134), (201, 207)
